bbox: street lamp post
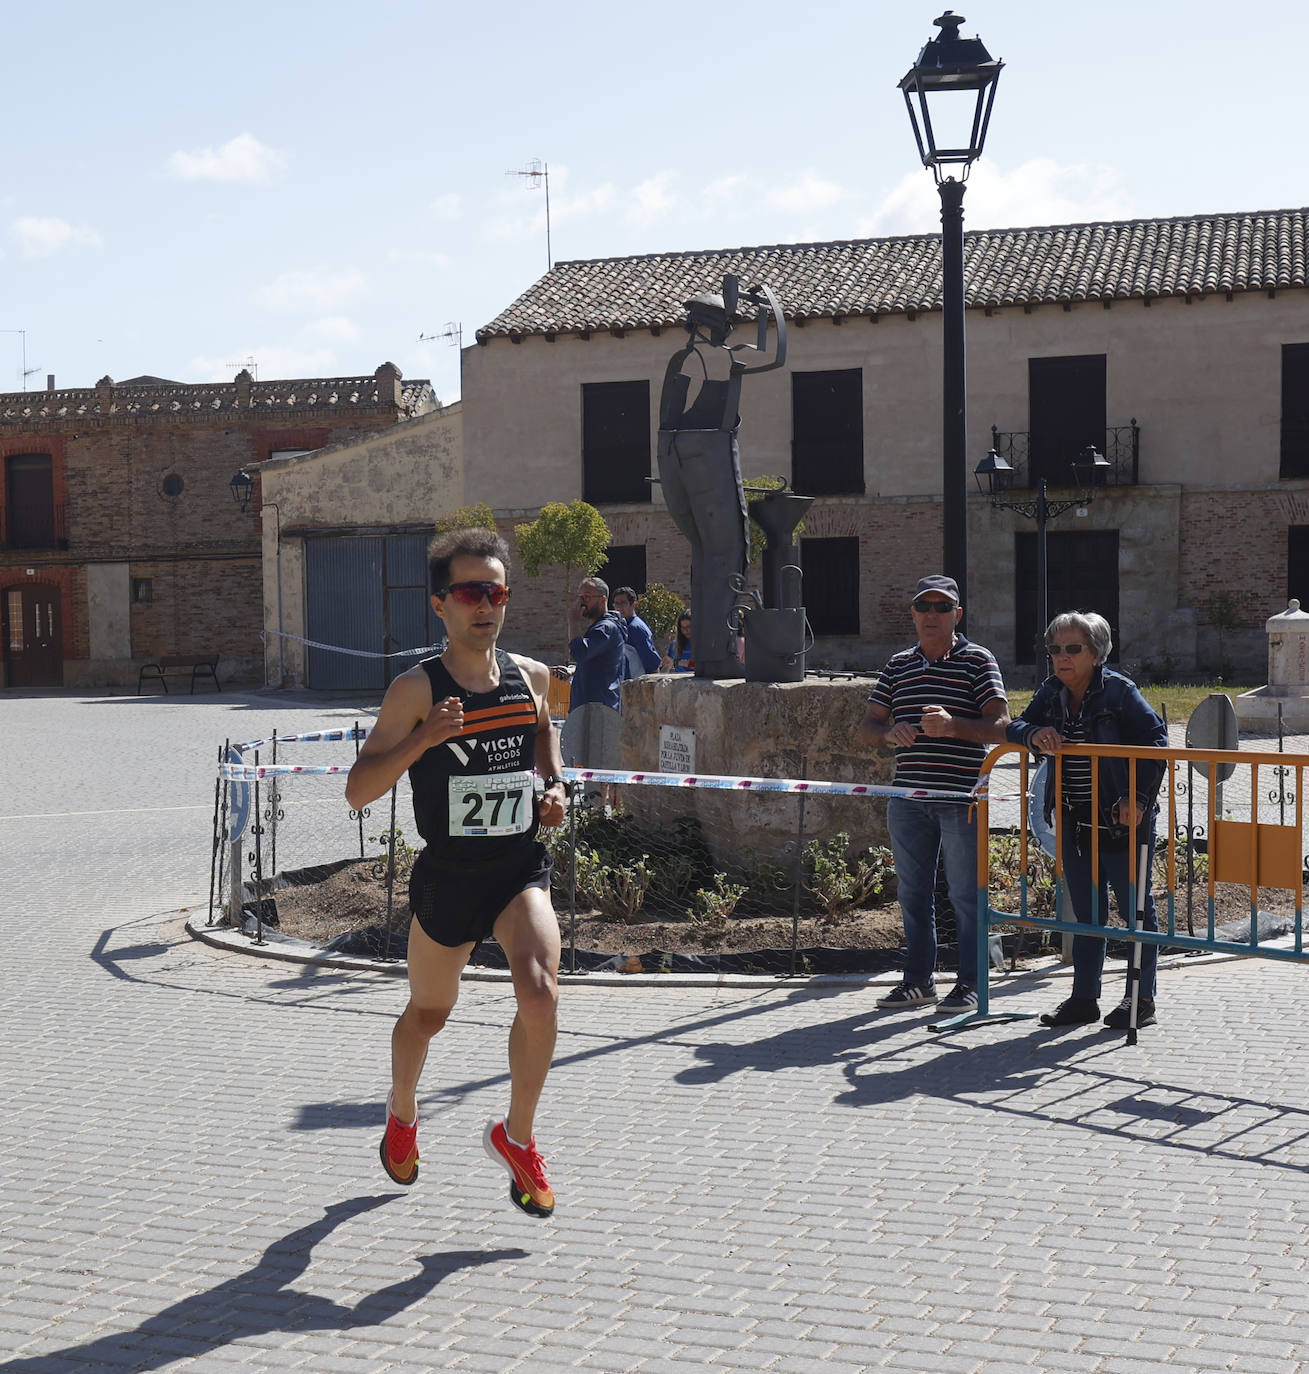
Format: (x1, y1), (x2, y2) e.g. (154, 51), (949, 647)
(230, 469), (284, 688)
(975, 445), (1111, 684)
(900, 10), (1003, 613)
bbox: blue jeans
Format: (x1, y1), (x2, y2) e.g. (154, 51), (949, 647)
(1059, 824), (1158, 1001)
(886, 798), (980, 988)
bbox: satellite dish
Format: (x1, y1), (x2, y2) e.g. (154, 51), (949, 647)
(1185, 693), (1238, 783)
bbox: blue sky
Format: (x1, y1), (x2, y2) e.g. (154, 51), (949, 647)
(4, 0), (1303, 405)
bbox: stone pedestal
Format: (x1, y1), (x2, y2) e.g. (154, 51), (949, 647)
(618, 675), (893, 874)
(1236, 599), (1309, 730)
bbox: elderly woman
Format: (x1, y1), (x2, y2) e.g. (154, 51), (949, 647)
(1006, 612), (1168, 1029)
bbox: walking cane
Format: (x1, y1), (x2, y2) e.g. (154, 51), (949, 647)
(1126, 838), (1148, 1046)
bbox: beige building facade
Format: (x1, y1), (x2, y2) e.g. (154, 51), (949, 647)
(252, 401), (463, 688)
(463, 208), (1309, 682)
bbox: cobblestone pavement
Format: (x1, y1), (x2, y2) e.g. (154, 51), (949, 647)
(3, 690), (1309, 1373)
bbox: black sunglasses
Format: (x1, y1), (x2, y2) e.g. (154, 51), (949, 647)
(438, 581), (511, 607)
(912, 598), (956, 614)
(1046, 642), (1087, 656)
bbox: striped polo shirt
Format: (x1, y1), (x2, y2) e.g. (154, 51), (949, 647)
(868, 634), (1007, 793)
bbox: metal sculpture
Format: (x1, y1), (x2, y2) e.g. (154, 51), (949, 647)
(656, 274), (791, 679)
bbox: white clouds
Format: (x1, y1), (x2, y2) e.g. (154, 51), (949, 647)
(703, 173), (749, 205)
(169, 133), (286, 185)
(11, 216), (102, 258)
(428, 193), (462, 222)
(256, 268), (367, 311)
(625, 173), (678, 226)
(766, 172), (848, 216)
(304, 316), (359, 343)
(861, 157), (1135, 238)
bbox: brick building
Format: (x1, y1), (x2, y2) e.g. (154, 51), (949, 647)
(462, 206), (1309, 681)
(0, 362), (435, 689)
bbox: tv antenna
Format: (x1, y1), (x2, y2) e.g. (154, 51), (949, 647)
(507, 159), (552, 270)
(1, 328), (39, 391)
(227, 355), (258, 380)
(418, 322), (462, 349)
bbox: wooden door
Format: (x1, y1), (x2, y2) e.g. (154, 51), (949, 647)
(4, 583), (63, 687)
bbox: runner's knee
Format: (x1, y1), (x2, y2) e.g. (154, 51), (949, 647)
(402, 1002), (454, 1039)
(512, 966), (558, 1025)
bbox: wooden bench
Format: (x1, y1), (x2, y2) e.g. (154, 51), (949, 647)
(137, 655), (221, 695)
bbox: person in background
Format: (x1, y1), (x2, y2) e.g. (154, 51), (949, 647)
(662, 612), (694, 673)
(565, 577), (625, 710)
(611, 586), (661, 675)
(857, 575), (1009, 1014)
(1007, 611), (1168, 1029)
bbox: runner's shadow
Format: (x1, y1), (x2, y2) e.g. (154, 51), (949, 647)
(0, 1194), (527, 1373)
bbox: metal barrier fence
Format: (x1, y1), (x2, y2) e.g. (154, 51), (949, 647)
(209, 725), (977, 974)
(948, 742), (1309, 1040)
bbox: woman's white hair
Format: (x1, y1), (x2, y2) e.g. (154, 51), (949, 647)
(1045, 610), (1113, 664)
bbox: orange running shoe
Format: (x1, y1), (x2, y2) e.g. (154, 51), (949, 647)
(483, 1119), (555, 1217)
(379, 1092), (419, 1185)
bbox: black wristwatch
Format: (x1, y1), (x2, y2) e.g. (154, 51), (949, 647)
(541, 774), (573, 797)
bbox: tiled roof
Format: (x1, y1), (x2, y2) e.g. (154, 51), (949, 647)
(476, 207), (1309, 341)
(0, 371), (435, 423)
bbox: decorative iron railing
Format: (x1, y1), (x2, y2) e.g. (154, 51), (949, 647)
(0, 503), (67, 551)
(988, 421), (1140, 488)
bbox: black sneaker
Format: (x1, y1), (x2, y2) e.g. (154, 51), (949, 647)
(1039, 996), (1100, 1027)
(876, 981), (937, 1009)
(1104, 997), (1155, 1029)
(938, 982), (978, 1012)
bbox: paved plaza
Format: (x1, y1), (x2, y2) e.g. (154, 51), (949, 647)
(2, 689), (1309, 1373)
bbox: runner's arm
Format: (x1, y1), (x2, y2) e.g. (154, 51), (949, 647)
(514, 655), (567, 826)
(344, 668), (459, 810)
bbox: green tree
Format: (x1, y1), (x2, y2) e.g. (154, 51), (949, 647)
(744, 474), (805, 567)
(515, 503), (611, 651)
(637, 582), (684, 649)
(433, 503), (498, 537)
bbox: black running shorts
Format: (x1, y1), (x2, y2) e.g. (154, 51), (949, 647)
(408, 842), (552, 950)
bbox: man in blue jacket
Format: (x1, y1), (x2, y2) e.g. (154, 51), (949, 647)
(611, 586), (662, 675)
(567, 577), (625, 711)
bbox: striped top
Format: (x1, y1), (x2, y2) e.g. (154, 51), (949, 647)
(868, 634), (1007, 794)
(1057, 710), (1095, 809)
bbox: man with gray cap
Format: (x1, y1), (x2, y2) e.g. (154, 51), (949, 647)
(857, 576), (1009, 1012)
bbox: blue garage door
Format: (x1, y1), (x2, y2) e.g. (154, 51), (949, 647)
(304, 534), (442, 689)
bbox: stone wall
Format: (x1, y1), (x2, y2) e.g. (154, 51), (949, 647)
(615, 675), (894, 875)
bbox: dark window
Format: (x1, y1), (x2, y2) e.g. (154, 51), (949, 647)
(800, 536), (860, 635)
(602, 543), (647, 594)
(1014, 529), (1119, 664)
(161, 473), (184, 497)
(1028, 355), (1106, 486)
(791, 370), (864, 496)
(1288, 527), (1309, 605)
(4, 454), (56, 549)
(1280, 344), (1309, 479)
(582, 381), (651, 504)
(132, 578), (153, 605)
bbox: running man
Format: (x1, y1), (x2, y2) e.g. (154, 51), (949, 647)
(345, 527), (567, 1217)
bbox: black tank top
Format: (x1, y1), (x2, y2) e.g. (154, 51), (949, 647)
(408, 650), (541, 866)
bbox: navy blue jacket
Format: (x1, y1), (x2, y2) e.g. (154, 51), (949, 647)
(1006, 664), (1168, 826)
(568, 611), (626, 711)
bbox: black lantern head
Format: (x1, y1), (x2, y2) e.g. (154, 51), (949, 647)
(973, 447), (1014, 499)
(1072, 445), (1111, 490)
(900, 11), (1003, 180)
(229, 469), (254, 512)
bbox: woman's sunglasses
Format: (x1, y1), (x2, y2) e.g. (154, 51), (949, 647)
(438, 581), (511, 607)
(1046, 642), (1086, 656)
